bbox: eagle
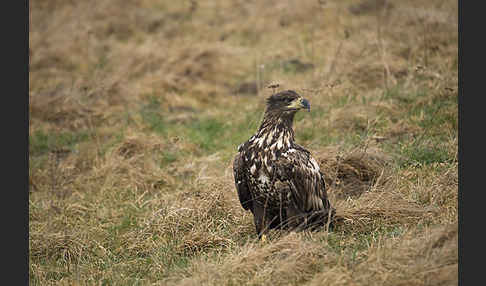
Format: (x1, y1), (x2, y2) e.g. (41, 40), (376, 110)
(233, 90), (335, 240)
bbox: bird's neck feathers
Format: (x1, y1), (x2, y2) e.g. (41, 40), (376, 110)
(253, 110), (295, 150)
(260, 109), (296, 130)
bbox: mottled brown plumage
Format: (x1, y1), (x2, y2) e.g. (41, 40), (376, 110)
(233, 90), (335, 238)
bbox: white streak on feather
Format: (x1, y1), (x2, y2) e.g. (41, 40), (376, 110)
(266, 131), (274, 145)
(257, 137), (265, 147)
(258, 170), (270, 184)
(250, 164), (256, 174)
(310, 157), (320, 172)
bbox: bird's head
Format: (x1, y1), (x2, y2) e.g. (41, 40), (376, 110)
(265, 90), (310, 114)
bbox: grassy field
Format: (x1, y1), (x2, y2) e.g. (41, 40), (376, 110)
(29, 0), (458, 285)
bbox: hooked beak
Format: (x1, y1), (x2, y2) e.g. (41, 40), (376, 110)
(301, 98), (311, 112)
(287, 97), (311, 112)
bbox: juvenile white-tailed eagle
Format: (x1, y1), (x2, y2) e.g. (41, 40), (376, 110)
(233, 90), (335, 239)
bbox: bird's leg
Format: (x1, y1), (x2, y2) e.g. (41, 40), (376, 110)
(260, 234), (267, 243)
(286, 203), (304, 231)
(253, 201), (271, 242)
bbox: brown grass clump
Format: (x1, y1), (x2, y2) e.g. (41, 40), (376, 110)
(315, 146), (393, 200)
(158, 182), (251, 255)
(167, 232), (336, 286)
(330, 179), (438, 235)
(165, 223), (456, 286)
(30, 85), (100, 131)
(353, 224), (458, 286)
(303, 224), (457, 286)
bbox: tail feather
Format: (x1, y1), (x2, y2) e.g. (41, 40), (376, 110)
(278, 202), (336, 231)
(306, 206), (336, 231)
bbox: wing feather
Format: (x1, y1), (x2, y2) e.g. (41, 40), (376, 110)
(276, 146), (329, 213)
(233, 152), (253, 211)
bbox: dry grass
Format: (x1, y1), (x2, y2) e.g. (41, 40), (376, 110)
(30, 0), (457, 284)
(164, 223), (457, 286)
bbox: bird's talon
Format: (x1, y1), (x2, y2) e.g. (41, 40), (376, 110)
(260, 234), (267, 243)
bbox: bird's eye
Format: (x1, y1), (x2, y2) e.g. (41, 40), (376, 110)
(285, 98), (293, 102)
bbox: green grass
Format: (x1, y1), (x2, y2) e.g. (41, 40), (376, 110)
(377, 86), (458, 167)
(382, 87), (457, 133)
(29, 129), (90, 156)
(161, 150), (179, 167)
(326, 225), (405, 258)
(185, 118), (227, 152)
(333, 93), (359, 108)
(411, 96), (457, 132)
(140, 96), (245, 155)
(140, 95), (167, 135)
(397, 139), (453, 167)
